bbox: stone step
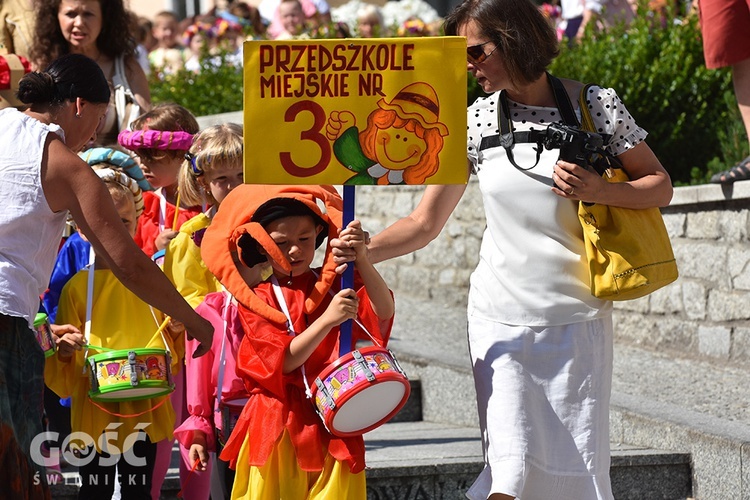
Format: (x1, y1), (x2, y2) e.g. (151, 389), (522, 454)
(388, 376), (423, 423)
(48, 422), (692, 499)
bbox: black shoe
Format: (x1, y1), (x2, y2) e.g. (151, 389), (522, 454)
(710, 155), (750, 184)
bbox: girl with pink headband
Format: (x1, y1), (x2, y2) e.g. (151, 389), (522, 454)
(117, 103), (203, 259)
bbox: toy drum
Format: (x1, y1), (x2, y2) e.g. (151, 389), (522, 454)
(33, 312), (56, 358)
(311, 346), (410, 437)
(87, 348), (174, 402)
(219, 397), (248, 444)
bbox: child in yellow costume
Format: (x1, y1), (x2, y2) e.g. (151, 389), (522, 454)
(45, 168), (185, 499)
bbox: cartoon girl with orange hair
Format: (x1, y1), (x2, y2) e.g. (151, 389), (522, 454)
(325, 82), (449, 185)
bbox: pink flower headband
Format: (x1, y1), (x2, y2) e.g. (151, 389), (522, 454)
(117, 129), (195, 151)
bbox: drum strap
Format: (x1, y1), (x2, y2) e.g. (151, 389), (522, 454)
(82, 246), (171, 375)
(215, 289), (232, 413)
(271, 275), (313, 399)
(82, 246), (96, 373)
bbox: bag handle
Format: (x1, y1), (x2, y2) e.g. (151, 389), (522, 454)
(578, 83), (623, 178)
(578, 83), (597, 133)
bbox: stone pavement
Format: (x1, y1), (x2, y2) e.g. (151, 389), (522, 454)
(386, 294), (750, 499)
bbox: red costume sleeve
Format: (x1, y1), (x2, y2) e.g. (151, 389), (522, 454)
(219, 272), (392, 474)
(135, 191), (202, 257)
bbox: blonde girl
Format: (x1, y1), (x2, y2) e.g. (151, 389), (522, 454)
(162, 123), (247, 500)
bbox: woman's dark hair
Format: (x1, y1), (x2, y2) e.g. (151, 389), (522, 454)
(444, 0), (559, 88)
(31, 0), (136, 69)
(17, 53), (110, 106)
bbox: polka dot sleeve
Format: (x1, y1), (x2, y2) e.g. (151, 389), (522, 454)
(466, 93), (498, 174)
(583, 85), (648, 157)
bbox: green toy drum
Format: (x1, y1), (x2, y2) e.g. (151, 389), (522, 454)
(34, 312), (56, 358)
(87, 348), (174, 402)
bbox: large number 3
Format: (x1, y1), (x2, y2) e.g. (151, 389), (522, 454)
(280, 101), (331, 177)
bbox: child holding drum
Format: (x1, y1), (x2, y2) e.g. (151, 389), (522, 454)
(40, 147), (150, 475)
(45, 168), (186, 499)
(199, 184), (395, 499)
(165, 123), (249, 499)
(118, 103), (204, 498)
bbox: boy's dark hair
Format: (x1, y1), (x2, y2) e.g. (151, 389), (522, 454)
(237, 198), (328, 266)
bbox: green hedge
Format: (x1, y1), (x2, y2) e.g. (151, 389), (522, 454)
(549, 6), (741, 185)
(151, 7), (746, 185)
(149, 54), (244, 119)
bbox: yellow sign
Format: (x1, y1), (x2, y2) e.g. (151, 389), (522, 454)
(243, 37), (468, 185)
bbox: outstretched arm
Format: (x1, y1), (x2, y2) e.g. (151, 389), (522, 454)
(42, 138), (213, 356)
(368, 182), (468, 264)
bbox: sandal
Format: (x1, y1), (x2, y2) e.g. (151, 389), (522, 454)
(710, 155), (750, 184)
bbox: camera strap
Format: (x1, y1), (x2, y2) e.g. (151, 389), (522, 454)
(481, 72), (580, 171)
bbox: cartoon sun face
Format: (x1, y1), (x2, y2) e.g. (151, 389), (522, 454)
(374, 127), (427, 171)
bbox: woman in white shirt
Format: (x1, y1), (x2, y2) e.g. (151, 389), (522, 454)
(0, 53), (212, 498)
(335, 0), (671, 498)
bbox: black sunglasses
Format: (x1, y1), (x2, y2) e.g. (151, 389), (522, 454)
(467, 41), (499, 65)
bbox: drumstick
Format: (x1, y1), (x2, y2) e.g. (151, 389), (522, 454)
(84, 344), (117, 352)
(172, 190), (181, 231)
(155, 316), (172, 337)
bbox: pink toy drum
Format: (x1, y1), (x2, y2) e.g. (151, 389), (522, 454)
(34, 312), (56, 358)
(219, 397), (248, 444)
(311, 346), (410, 437)
(87, 348), (174, 402)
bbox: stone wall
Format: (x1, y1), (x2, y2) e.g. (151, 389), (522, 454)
(195, 111), (750, 365)
(353, 180), (750, 366)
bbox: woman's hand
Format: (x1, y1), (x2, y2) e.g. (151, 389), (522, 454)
(185, 316), (215, 358)
(551, 159), (607, 202)
(330, 226), (369, 274)
(336, 220), (370, 262)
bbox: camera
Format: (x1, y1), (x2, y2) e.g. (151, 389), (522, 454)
(543, 122), (604, 167)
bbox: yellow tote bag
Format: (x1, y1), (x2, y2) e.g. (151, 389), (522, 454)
(577, 84), (678, 300)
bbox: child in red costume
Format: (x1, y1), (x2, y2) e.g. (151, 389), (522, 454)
(118, 103), (202, 258)
(199, 185), (395, 499)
